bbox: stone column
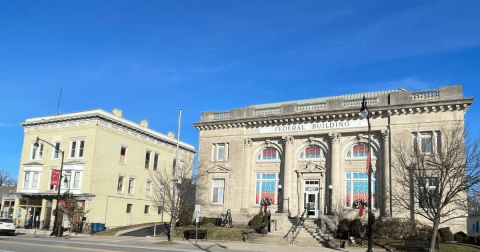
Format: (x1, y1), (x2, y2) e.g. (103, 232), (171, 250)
(329, 132), (341, 213)
(241, 138), (253, 211)
(282, 135), (294, 214)
(381, 129), (391, 217)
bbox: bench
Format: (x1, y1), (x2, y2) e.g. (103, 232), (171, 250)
(183, 230), (207, 241)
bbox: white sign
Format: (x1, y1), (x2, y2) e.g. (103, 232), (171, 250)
(196, 216), (200, 223)
(195, 204), (201, 217)
(258, 119), (368, 134)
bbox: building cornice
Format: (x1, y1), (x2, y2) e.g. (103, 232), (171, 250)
(194, 87), (473, 131)
(21, 109), (196, 153)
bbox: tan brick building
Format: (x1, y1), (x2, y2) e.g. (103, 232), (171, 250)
(194, 85), (472, 233)
(1, 109), (195, 229)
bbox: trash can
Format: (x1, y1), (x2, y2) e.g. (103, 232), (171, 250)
(91, 223), (100, 233)
(98, 223), (105, 232)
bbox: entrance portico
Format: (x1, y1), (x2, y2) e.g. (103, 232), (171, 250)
(296, 161), (326, 219)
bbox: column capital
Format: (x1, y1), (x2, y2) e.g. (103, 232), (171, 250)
(282, 135), (294, 146)
(244, 138), (252, 148)
(381, 129), (390, 141)
(328, 132), (341, 143)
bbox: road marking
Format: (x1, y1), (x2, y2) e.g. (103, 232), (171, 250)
(1, 237), (204, 252)
(0, 250), (16, 252)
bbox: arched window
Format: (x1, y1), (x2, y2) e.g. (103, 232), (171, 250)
(346, 143), (377, 158)
(299, 145), (326, 160)
(257, 147), (280, 161)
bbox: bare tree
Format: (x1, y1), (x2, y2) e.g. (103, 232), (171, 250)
(391, 122), (480, 251)
(56, 194), (90, 235)
(149, 155), (208, 242)
(0, 168), (17, 186)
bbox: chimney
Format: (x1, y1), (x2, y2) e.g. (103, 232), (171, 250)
(112, 108), (122, 118)
(140, 119), (148, 128)
(168, 131), (175, 138)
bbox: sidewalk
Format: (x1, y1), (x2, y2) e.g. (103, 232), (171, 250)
(12, 229), (382, 252)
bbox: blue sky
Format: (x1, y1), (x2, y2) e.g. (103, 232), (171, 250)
(1, 0), (479, 179)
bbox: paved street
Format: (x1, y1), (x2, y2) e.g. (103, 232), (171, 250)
(0, 232), (350, 252)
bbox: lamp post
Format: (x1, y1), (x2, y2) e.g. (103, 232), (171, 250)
(328, 185), (333, 215)
(359, 96), (373, 252)
(278, 184), (282, 212)
(34, 137), (65, 237)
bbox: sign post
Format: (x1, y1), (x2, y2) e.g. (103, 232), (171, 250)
(195, 205), (200, 245)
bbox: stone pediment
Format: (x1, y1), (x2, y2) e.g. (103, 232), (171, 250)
(296, 161), (326, 175)
(207, 166), (230, 173)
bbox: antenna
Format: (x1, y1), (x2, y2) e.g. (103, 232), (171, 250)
(56, 89), (62, 115)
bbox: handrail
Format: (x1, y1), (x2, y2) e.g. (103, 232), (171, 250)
(284, 207), (309, 244)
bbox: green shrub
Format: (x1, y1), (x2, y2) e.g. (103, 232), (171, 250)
(442, 230), (454, 242)
(248, 214), (264, 228)
(199, 217), (216, 227)
(436, 232), (442, 242)
(454, 233), (464, 242)
(349, 219), (363, 238)
(337, 218), (349, 231)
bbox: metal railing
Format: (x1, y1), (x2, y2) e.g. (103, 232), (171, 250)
(284, 207), (308, 245)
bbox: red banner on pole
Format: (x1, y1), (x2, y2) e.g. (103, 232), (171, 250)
(51, 169), (60, 186)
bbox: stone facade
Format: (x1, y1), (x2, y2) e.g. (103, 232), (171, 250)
(1, 109), (195, 229)
(194, 85), (472, 233)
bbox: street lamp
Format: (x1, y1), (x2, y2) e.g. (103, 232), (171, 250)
(359, 96), (373, 252)
(34, 137), (65, 237)
(328, 185), (333, 215)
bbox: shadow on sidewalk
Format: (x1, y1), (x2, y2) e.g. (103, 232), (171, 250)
(187, 240), (228, 252)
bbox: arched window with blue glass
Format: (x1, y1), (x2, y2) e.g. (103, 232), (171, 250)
(299, 145), (326, 160)
(257, 147), (280, 161)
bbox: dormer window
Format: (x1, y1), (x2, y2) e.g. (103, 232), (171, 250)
(257, 147), (280, 161)
(299, 145), (326, 160)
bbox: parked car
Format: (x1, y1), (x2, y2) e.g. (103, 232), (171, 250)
(0, 218), (16, 235)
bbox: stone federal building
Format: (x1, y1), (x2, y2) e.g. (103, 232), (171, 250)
(1, 109), (195, 229)
(194, 85), (472, 232)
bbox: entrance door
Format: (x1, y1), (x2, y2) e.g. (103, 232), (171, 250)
(304, 180), (320, 218)
(306, 193), (318, 218)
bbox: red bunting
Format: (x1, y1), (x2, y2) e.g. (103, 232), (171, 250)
(359, 203), (364, 217)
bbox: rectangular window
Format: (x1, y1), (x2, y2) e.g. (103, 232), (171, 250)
(419, 177), (439, 209)
(63, 171), (72, 189)
(153, 153), (159, 171)
(31, 143), (44, 160)
(117, 176), (124, 193)
(157, 207), (162, 215)
(23, 172), (31, 188)
(38, 144), (44, 159)
(32, 173), (39, 189)
(420, 133), (433, 154)
(73, 172), (81, 189)
(70, 141), (77, 158)
(146, 181), (152, 196)
(144, 205), (150, 214)
(145, 151), (151, 169)
(255, 173), (280, 205)
(345, 172), (377, 209)
(120, 147), (127, 164)
(53, 142), (60, 159)
(217, 144), (225, 161)
(128, 178), (135, 194)
(78, 140), (85, 157)
(212, 179), (225, 204)
(126, 204), (132, 213)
